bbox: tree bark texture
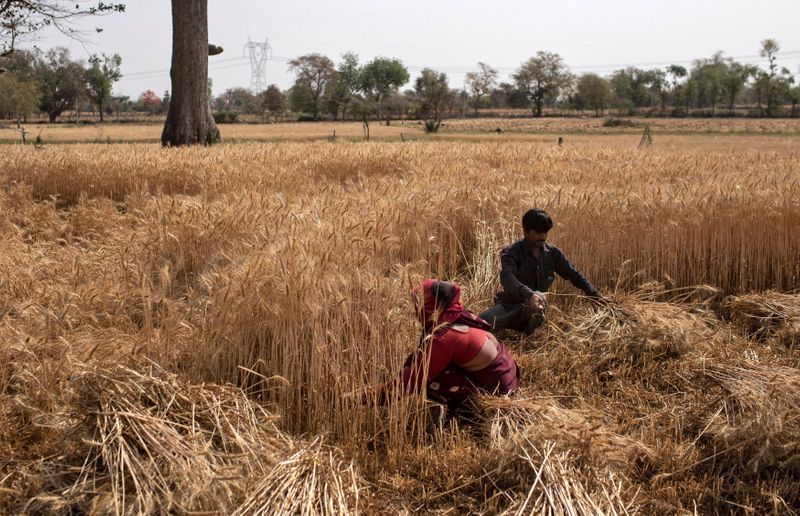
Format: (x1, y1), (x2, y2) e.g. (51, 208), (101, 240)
(161, 0), (219, 146)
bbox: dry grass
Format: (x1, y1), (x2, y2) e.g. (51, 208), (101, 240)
(723, 291), (800, 350)
(1, 138), (799, 513)
(3, 117), (800, 148)
(439, 116), (800, 135)
(0, 121), (418, 143)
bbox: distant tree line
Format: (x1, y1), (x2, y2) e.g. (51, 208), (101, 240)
(2, 39), (799, 126)
(267, 38), (798, 121)
(0, 47), (123, 123)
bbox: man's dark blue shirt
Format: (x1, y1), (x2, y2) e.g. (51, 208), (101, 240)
(494, 239), (599, 305)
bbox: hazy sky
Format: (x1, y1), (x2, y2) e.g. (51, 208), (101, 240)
(26, 0), (800, 99)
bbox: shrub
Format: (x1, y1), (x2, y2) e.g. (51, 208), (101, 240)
(602, 117), (638, 128)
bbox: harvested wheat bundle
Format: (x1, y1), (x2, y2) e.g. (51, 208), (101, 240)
(7, 357), (288, 515)
(542, 291), (721, 385)
(776, 321), (800, 350)
(491, 435), (638, 515)
(471, 396), (648, 514)
(473, 395), (654, 478)
(722, 291), (800, 348)
(1, 343), (366, 515)
(73, 363), (291, 515)
(233, 437), (362, 516)
(700, 364), (800, 477)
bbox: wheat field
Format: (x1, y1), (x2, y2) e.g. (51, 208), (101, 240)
(1, 137), (799, 514)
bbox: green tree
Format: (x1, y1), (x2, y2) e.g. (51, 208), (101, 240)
(647, 69), (668, 111)
(106, 94), (130, 116)
(34, 47), (86, 122)
(1, 1), (124, 56)
(575, 73), (611, 116)
(0, 47), (36, 79)
(329, 51), (360, 119)
(682, 77), (698, 113)
(161, 90), (170, 113)
(514, 51), (570, 117)
(349, 95), (376, 140)
(288, 81), (315, 116)
(260, 84), (285, 122)
(381, 90), (411, 121)
(722, 61), (757, 115)
(359, 57), (409, 124)
(497, 82), (528, 109)
(465, 62), (497, 115)
(690, 53), (726, 114)
(414, 68), (450, 133)
(610, 67), (663, 112)
(86, 52), (121, 122)
(773, 67), (797, 117)
(666, 65), (687, 110)
(787, 83), (800, 118)
(213, 87), (259, 115)
(0, 73), (39, 122)
(288, 53), (336, 120)
(760, 38), (781, 117)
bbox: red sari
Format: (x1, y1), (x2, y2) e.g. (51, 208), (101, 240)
(389, 279), (520, 405)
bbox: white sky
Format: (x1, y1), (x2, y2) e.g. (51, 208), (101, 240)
(25, 0), (800, 99)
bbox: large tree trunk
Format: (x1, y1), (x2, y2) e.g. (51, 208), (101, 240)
(161, 0), (219, 146)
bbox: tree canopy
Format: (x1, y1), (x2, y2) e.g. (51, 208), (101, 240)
(288, 53), (336, 120)
(1, 1), (125, 56)
(465, 62), (497, 115)
(86, 52), (121, 121)
(415, 68), (450, 133)
(359, 57), (409, 122)
(513, 51), (570, 117)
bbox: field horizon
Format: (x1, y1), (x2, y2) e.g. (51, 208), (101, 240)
(3, 116), (800, 146)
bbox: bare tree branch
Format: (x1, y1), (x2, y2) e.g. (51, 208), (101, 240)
(1, 1), (124, 56)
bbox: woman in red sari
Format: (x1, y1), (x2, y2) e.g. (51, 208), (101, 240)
(382, 279), (520, 407)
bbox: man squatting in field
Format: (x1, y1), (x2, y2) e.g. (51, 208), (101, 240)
(480, 209), (611, 335)
(373, 279), (520, 408)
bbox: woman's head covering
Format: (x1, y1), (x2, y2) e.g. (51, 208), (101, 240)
(413, 279), (492, 333)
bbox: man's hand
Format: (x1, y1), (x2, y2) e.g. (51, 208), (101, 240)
(528, 291), (547, 313)
(594, 294), (614, 305)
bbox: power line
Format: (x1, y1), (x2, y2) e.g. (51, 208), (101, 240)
(122, 55), (248, 78)
(119, 58), (249, 82)
(118, 61), (250, 82)
(117, 49), (800, 82)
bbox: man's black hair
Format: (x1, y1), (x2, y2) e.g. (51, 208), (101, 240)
(522, 209), (554, 233)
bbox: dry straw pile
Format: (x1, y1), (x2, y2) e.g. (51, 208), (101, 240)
(1, 140), (799, 513)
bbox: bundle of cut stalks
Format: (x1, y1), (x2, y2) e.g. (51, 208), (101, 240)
(493, 439), (636, 515)
(700, 364), (800, 476)
(722, 291), (800, 348)
(470, 395), (650, 514)
(528, 287), (722, 395)
(473, 395), (654, 471)
(0, 342), (364, 515)
(233, 438), (363, 516)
